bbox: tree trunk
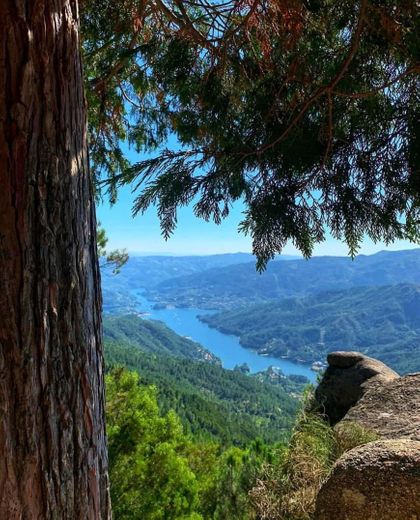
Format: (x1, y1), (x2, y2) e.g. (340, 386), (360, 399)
(0, 1), (110, 518)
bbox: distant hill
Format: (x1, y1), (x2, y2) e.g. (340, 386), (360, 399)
(102, 253), (255, 313)
(102, 287), (139, 315)
(103, 314), (303, 444)
(101, 252), (298, 313)
(146, 249), (420, 309)
(201, 284), (420, 374)
(103, 314), (219, 363)
(103, 252), (255, 291)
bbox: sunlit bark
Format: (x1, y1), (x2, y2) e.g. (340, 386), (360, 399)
(0, 1), (110, 517)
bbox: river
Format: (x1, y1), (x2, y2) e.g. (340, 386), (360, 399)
(133, 290), (317, 382)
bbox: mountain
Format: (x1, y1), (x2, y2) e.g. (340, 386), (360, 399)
(146, 249), (420, 309)
(103, 252), (254, 291)
(101, 252), (298, 313)
(102, 253), (254, 313)
(102, 287), (139, 315)
(103, 315), (303, 445)
(103, 314), (220, 363)
(200, 284), (420, 374)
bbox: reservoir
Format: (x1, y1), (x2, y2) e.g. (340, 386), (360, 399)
(134, 290), (317, 383)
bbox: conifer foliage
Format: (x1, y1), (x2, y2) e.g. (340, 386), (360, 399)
(82, 0), (419, 267)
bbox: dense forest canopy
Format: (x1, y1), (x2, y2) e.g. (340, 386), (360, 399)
(104, 333), (301, 445)
(82, 0), (419, 267)
(105, 365), (378, 519)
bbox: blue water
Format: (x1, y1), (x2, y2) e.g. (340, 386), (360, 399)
(134, 291), (316, 382)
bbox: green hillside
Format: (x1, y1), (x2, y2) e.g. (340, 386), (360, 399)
(104, 314), (219, 363)
(201, 284), (420, 374)
(146, 249), (420, 309)
(101, 253), (256, 313)
(103, 315), (303, 445)
(101, 252), (297, 313)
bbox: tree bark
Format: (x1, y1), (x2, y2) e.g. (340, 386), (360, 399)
(0, 1), (110, 518)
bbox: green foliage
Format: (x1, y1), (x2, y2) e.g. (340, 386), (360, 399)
(105, 338), (301, 445)
(106, 367), (290, 519)
(106, 370), (377, 520)
(333, 421), (378, 459)
(106, 369), (201, 519)
(103, 314), (219, 363)
(81, 0), (171, 190)
(97, 223), (128, 274)
(201, 283), (420, 373)
(248, 404), (378, 520)
(82, 0), (419, 268)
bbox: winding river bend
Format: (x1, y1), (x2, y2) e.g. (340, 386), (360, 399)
(133, 290), (317, 383)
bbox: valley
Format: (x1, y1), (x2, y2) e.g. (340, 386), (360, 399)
(100, 248), (420, 518)
(201, 284), (420, 374)
(144, 249), (420, 309)
(131, 290), (317, 380)
(103, 248), (420, 377)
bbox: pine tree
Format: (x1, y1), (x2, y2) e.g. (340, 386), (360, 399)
(0, 1), (110, 517)
(82, 0), (419, 268)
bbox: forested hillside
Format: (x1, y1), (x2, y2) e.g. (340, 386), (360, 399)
(101, 250), (420, 375)
(101, 251), (420, 518)
(105, 366), (378, 520)
(201, 284), (420, 374)
(104, 314), (219, 363)
(101, 254), (255, 313)
(102, 253), (255, 290)
(146, 249), (420, 309)
(105, 342), (300, 444)
(103, 315), (304, 445)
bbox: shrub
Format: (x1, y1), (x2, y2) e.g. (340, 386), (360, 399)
(249, 398), (377, 519)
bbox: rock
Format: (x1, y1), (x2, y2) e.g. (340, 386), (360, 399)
(314, 439), (420, 520)
(341, 373), (420, 440)
(326, 351), (365, 369)
(315, 351), (399, 424)
(314, 354), (420, 519)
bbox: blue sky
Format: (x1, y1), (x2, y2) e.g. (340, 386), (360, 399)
(97, 186), (418, 257)
(97, 142), (419, 257)
(97, 184), (252, 255)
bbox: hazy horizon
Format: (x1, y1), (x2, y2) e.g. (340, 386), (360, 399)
(98, 188), (420, 258)
(119, 247), (420, 258)
(98, 149), (420, 258)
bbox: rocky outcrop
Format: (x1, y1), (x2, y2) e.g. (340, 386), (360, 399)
(315, 351), (399, 424)
(314, 352), (420, 520)
(314, 439), (420, 520)
(342, 372), (420, 440)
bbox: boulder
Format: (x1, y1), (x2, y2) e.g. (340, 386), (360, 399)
(341, 373), (420, 440)
(314, 439), (420, 520)
(315, 351), (399, 424)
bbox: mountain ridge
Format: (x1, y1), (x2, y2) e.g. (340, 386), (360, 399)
(146, 248), (420, 309)
(200, 283), (420, 373)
